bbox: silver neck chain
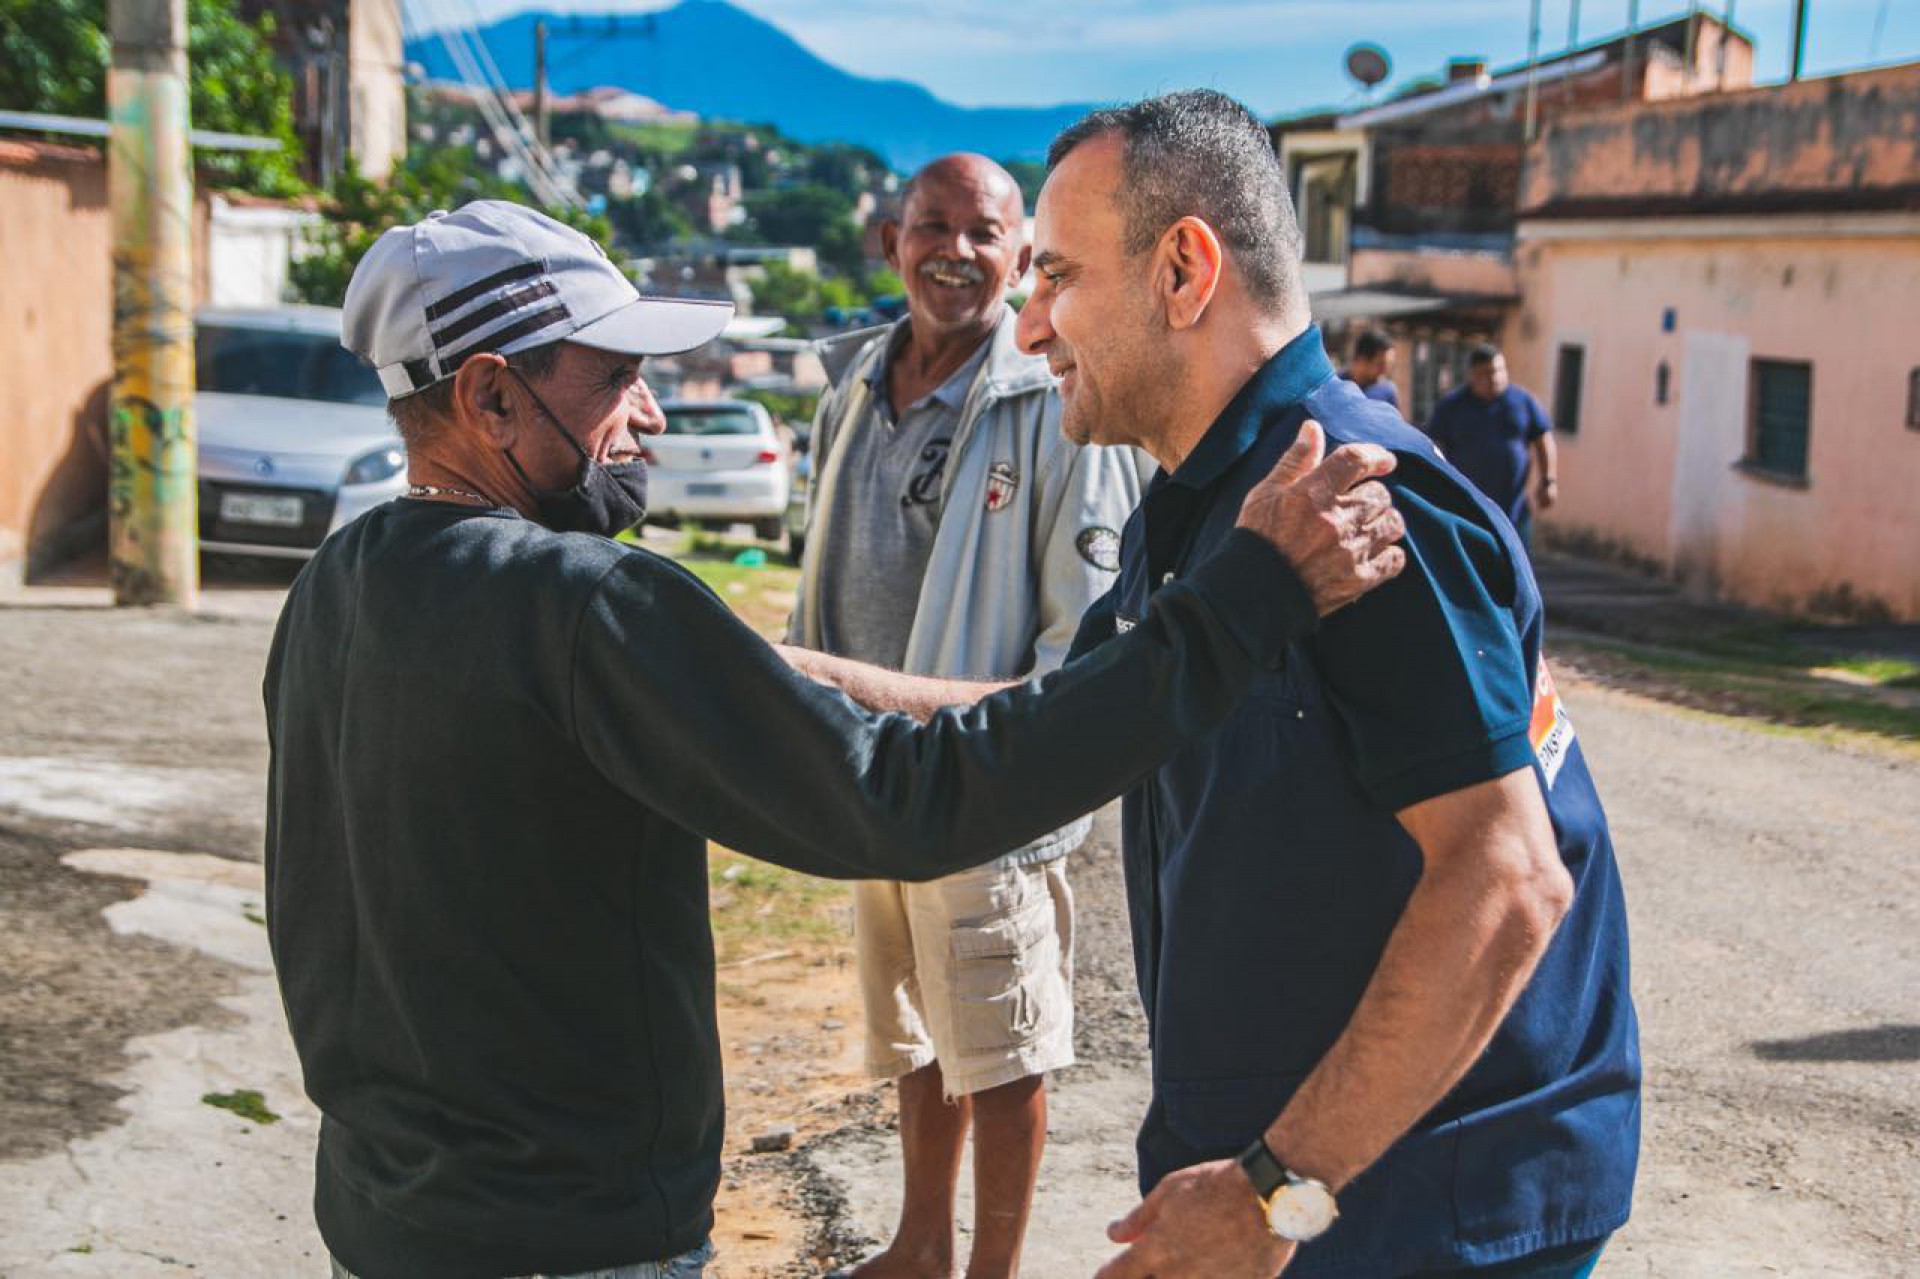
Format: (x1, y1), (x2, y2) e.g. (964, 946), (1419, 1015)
(408, 483), (493, 506)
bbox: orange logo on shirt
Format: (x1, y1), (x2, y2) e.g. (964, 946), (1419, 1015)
(1530, 659), (1575, 787)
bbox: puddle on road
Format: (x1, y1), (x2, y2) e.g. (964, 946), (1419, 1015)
(62, 846), (271, 973)
(0, 756), (233, 828)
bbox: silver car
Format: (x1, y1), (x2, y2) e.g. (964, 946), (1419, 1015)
(195, 306), (407, 559)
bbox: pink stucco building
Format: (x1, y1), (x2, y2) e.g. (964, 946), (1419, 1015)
(1506, 62), (1920, 621)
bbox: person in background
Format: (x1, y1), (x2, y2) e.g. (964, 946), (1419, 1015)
(1424, 343), (1558, 549)
(1342, 328), (1401, 414)
(786, 152), (1145, 1279)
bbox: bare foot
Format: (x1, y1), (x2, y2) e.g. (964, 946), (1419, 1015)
(830, 1243), (959, 1279)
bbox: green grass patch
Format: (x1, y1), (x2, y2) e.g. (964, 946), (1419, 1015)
(202, 1088), (279, 1125)
(1554, 634), (1920, 746)
(1822, 656), (1920, 685)
(616, 528), (799, 635)
(707, 848), (850, 964)
(607, 120), (700, 155)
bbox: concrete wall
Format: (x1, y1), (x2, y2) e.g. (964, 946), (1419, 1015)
(0, 142), (117, 575)
(0, 143), (266, 579)
(1349, 246), (1517, 298)
(207, 195), (322, 308)
(348, 0), (406, 178)
(1522, 62), (1920, 213)
(1506, 60), (1920, 620)
(1508, 226), (1920, 620)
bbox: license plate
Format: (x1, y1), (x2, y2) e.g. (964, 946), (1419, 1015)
(687, 483), (729, 497)
(220, 492), (304, 527)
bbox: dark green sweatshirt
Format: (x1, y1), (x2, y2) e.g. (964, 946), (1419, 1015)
(263, 498), (1313, 1279)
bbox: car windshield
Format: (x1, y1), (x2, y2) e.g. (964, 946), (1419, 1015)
(196, 323), (386, 406)
(663, 408), (759, 437)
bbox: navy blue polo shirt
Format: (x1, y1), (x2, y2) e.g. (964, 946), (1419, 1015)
(1425, 383), (1551, 525)
(1344, 371), (1401, 410)
(1068, 329), (1638, 1277)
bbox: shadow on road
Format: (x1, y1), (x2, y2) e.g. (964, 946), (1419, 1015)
(1750, 1024), (1920, 1064)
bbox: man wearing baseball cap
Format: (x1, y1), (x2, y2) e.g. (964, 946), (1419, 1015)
(264, 200), (1407, 1279)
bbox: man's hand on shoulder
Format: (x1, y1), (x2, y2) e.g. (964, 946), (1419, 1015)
(1236, 421), (1406, 618)
(1096, 1159), (1296, 1279)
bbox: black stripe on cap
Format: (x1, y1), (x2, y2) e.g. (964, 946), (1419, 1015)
(441, 303), (572, 371)
(429, 279), (562, 350)
(403, 358), (435, 391)
(423, 260), (545, 322)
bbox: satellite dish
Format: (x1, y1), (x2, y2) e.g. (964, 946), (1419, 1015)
(1345, 43), (1391, 90)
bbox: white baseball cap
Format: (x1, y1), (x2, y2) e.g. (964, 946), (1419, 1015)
(342, 200), (734, 398)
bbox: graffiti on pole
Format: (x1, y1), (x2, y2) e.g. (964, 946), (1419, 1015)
(107, 51), (198, 607)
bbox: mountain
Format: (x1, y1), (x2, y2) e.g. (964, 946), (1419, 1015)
(405, 0), (1100, 170)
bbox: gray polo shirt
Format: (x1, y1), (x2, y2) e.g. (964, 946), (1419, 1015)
(810, 324), (990, 669)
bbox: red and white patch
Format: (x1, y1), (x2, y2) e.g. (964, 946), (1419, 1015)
(1528, 659), (1576, 788)
(984, 461), (1019, 513)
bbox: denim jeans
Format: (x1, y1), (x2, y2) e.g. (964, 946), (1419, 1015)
(1404, 1236), (1606, 1279)
(330, 1237), (714, 1279)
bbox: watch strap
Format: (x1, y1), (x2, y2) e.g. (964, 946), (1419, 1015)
(1238, 1134), (1288, 1199)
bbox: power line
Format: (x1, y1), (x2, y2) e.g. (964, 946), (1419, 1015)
(408, 0), (576, 207)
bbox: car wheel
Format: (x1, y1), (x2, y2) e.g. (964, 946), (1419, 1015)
(752, 517), (783, 542)
(785, 531), (805, 565)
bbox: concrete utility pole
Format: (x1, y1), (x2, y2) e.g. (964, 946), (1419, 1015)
(107, 0), (198, 607)
(1622, 0), (1640, 100)
(1790, 0), (1810, 81)
(1524, 0), (1543, 141)
(533, 19), (549, 148)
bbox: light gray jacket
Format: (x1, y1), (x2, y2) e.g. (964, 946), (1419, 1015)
(790, 306), (1149, 865)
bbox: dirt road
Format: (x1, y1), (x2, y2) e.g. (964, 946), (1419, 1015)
(1, 577), (1914, 1276)
(809, 673), (1920, 1277)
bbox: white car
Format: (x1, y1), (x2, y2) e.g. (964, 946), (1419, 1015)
(644, 399), (791, 541)
(195, 306), (407, 559)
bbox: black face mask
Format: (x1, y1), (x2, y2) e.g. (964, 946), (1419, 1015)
(503, 367), (649, 538)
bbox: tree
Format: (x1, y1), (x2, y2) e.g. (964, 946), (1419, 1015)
(999, 159), (1045, 211)
(184, 0), (304, 194)
(0, 0), (304, 195)
(817, 218), (866, 277)
(739, 183), (854, 247)
(289, 143), (617, 306)
(746, 261), (824, 325)
(607, 185), (693, 251)
(804, 143), (887, 199)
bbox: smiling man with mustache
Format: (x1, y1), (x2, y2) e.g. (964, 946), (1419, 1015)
(786, 154), (1149, 1279)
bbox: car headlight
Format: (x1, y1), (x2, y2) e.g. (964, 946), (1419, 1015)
(344, 446), (406, 486)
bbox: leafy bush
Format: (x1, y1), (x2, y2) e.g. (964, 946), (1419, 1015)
(289, 145), (616, 306)
(0, 0), (305, 195)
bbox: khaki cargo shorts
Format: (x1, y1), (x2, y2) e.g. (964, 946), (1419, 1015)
(853, 858), (1075, 1098)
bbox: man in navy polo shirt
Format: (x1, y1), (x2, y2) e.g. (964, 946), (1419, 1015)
(1342, 329), (1402, 415)
(1425, 345), (1559, 550)
(1017, 93), (1638, 1278)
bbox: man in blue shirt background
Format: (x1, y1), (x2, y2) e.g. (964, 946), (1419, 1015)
(1425, 345), (1560, 550)
(1016, 92), (1638, 1279)
(1342, 328), (1402, 415)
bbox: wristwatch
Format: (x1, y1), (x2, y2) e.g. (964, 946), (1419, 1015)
(1238, 1136), (1339, 1243)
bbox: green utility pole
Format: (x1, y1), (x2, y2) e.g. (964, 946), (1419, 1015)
(107, 0), (198, 607)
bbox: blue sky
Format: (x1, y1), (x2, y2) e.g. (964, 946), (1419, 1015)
(421, 0), (1919, 116)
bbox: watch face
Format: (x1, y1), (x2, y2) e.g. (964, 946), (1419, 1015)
(1266, 1181), (1339, 1242)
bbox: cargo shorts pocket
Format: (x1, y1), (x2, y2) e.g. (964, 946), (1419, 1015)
(947, 889), (1061, 1055)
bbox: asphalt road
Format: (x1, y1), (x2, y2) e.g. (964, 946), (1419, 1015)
(0, 581), (1914, 1276)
